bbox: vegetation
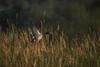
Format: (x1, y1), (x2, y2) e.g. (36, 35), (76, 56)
(0, 0), (100, 33)
(0, 0), (100, 67)
(0, 28), (100, 67)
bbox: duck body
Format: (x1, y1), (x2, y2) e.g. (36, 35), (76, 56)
(30, 27), (43, 42)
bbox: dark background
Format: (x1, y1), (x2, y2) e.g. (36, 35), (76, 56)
(0, 0), (100, 36)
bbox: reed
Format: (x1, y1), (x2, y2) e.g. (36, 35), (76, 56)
(0, 28), (100, 67)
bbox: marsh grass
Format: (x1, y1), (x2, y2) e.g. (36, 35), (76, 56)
(0, 28), (100, 67)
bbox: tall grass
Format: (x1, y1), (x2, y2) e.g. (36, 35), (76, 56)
(0, 28), (100, 67)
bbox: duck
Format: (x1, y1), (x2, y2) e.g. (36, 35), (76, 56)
(30, 27), (43, 42)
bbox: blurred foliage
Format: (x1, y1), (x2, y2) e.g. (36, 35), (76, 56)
(0, 0), (100, 35)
